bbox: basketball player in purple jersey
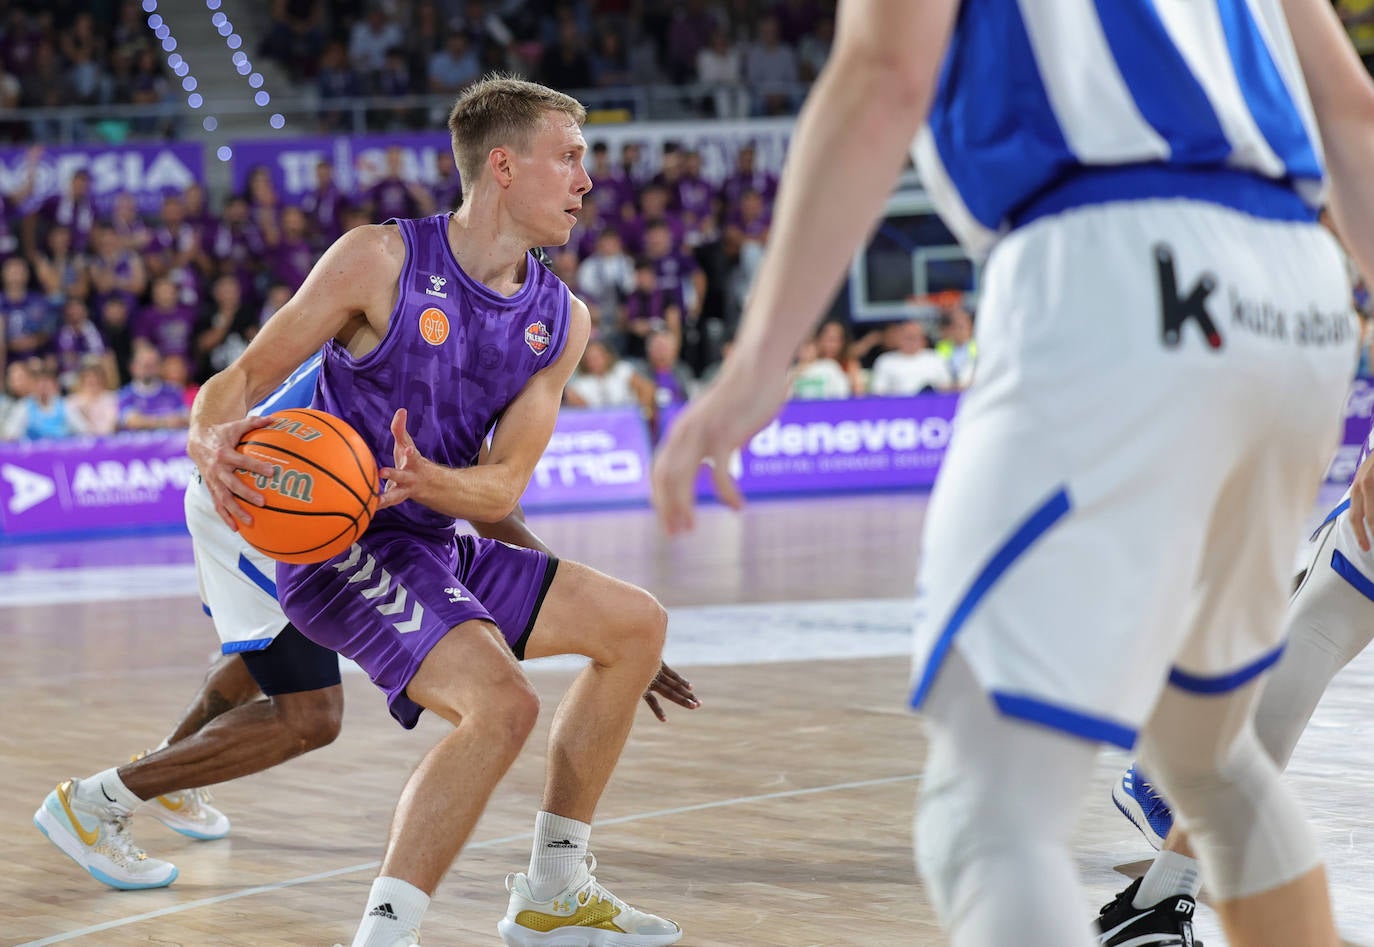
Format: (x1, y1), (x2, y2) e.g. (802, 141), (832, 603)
(188, 77), (684, 947)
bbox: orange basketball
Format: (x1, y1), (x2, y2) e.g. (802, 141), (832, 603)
(233, 408), (380, 565)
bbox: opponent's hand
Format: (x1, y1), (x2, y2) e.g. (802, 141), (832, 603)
(643, 662), (700, 722)
(651, 367), (789, 534)
(1350, 447), (1374, 552)
(378, 408), (434, 510)
(187, 415), (275, 530)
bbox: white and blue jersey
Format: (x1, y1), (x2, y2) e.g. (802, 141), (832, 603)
(250, 351), (323, 418)
(915, 0), (1325, 256)
(186, 351), (325, 653)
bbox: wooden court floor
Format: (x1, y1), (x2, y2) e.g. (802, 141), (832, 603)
(2, 494), (1372, 946)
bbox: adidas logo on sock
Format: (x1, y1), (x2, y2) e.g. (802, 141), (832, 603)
(368, 902), (398, 920)
(545, 838), (579, 849)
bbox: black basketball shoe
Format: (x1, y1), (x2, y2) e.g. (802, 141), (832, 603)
(1095, 877), (1201, 946)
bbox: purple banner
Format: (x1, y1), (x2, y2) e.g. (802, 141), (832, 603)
(0, 431), (195, 538)
(229, 118), (795, 205)
(663, 395), (959, 499)
(521, 408), (652, 510)
(0, 143), (203, 216)
(1328, 377), (1374, 486)
(230, 132), (450, 205)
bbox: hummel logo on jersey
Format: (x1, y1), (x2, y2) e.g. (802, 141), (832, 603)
(426, 274), (448, 298)
(368, 902), (398, 920)
(444, 586), (470, 603)
(1155, 243), (1222, 350)
(546, 838), (578, 849)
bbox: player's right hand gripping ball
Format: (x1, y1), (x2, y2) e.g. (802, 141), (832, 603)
(234, 408), (380, 564)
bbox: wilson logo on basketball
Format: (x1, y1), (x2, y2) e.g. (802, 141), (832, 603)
(248, 464), (315, 503)
(524, 321), (551, 355)
(267, 417), (323, 441)
(419, 307), (450, 345)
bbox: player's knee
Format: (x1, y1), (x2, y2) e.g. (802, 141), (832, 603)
(480, 676), (540, 748)
(614, 590), (668, 666)
(275, 688), (343, 754)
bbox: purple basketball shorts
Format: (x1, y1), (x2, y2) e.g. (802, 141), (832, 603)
(278, 529), (558, 728)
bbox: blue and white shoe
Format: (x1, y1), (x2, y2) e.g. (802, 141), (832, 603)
(1112, 764), (1174, 851)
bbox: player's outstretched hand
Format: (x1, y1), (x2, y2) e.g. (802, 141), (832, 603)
(643, 662), (700, 722)
(188, 415), (274, 530)
(1350, 447), (1374, 552)
(378, 408), (435, 510)
(651, 367), (789, 534)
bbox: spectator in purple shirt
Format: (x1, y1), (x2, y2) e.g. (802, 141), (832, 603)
(31, 224), (89, 304)
(25, 167), (95, 257)
(246, 166), (283, 246)
(728, 187), (772, 243)
(117, 342), (188, 431)
(676, 149), (717, 230)
(430, 151), (463, 213)
(644, 219), (704, 320)
(633, 328), (695, 436)
(107, 192), (150, 255)
(53, 296), (104, 391)
(146, 195), (203, 284)
(568, 195), (608, 260)
(204, 195), (266, 304)
(182, 183), (215, 242)
(1, 256), (54, 358)
(588, 141), (636, 221)
(299, 159), (351, 245)
(271, 206), (317, 293)
(623, 259), (681, 360)
(721, 143), (779, 209)
(365, 146), (431, 221)
(87, 224), (146, 315)
(134, 277), (196, 362)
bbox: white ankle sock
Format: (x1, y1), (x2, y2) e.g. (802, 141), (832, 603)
(526, 811), (591, 901)
(1134, 850), (1202, 907)
(79, 768), (144, 812)
(352, 876), (429, 947)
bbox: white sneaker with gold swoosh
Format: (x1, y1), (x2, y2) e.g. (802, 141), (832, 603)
(497, 854), (682, 946)
(130, 750), (232, 840)
(33, 779), (178, 890)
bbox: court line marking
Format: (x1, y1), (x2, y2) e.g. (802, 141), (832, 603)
(18, 772), (919, 946)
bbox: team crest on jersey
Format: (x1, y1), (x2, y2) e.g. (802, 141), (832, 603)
(419, 307), (450, 345)
(524, 321), (551, 355)
(425, 274), (448, 299)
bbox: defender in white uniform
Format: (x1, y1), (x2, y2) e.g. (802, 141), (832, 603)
(653, 1), (1374, 944)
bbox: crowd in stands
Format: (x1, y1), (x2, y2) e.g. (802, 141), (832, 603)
(0, 3), (184, 142)
(260, 0), (834, 126)
(0, 130), (977, 445)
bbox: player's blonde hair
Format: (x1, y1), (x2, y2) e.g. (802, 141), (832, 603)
(447, 75), (587, 197)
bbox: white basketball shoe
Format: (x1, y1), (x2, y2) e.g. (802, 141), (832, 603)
(131, 750), (231, 840)
(34, 778), (178, 890)
(497, 854), (682, 947)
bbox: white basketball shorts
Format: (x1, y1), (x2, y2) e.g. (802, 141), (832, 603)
(909, 198), (1358, 748)
(184, 476), (290, 653)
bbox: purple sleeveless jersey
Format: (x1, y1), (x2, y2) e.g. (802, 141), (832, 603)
(277, 214), (572, 728)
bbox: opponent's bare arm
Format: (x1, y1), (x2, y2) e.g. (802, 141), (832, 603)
(1283, 0), (1374, 549)
(652, 0), (960, 531)
(188, 225), (405, 529)
(378, 293), (592, 523)
(1285, 0), (1374, 287)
